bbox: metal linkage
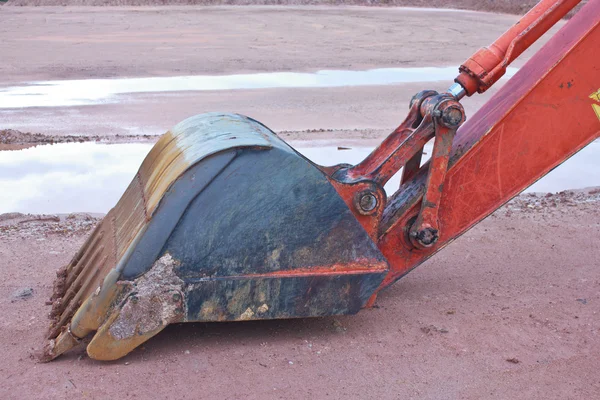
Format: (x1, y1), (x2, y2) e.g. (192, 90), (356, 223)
(408, 94), (464, 248)
(329, 89), (465, 246)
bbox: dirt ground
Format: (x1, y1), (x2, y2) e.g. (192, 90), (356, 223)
(0, 6), (561, 140)
(0, 4), (599, 400)
(1, 0), (587, 17)
(0, 191), (599, 399)
(1, 6), (539, 83)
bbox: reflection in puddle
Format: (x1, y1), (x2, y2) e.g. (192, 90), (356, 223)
(0, 141), (597, 214)
(0, 67), (518, 109)
(0, 143), (150, 214)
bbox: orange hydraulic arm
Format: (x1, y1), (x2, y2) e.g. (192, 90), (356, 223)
(325, 0), (600, 298)
(455, 0), (582, 96)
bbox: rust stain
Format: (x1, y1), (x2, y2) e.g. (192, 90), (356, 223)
(235, 261), (388, 279)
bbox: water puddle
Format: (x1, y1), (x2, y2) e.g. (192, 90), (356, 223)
(0, 67), (518, 109)
(0, 141), (597, 214)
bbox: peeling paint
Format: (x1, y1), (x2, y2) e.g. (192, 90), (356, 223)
(240, 307), (255, 320)
(257, 304), (269, 314)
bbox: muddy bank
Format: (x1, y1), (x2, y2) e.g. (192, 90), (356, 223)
(0, 81), (499, 141)
(0, 127), (388, 148)
(0, 6), (554, 140)
(0, 129), (157, 151)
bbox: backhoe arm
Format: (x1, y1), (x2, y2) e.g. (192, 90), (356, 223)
(322, 0), (599, 295)
(366, 0), (600, 291)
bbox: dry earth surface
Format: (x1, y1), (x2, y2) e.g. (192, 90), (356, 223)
(0, 5), (547, 83)
(0, 6), (562, 140)
(0, 3), (599, 400)
(0, 0), (587, 17)
(0, 191), (599, 399)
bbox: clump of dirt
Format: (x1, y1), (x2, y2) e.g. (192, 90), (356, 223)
(109, 253), (186, 341)
(48, 265), (68, 320)
(420, 324), (448, 334)
(11, 287), (34, 302)
(0, 212), (100, 239)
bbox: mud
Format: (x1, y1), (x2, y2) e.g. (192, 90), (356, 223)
(0, 129), (156, 151)
(109, 253), (186, 341)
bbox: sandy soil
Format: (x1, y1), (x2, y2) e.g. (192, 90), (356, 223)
(0, 190), (599, 399)
(0, 6), (561, 141)
(0, 6), (557, 83)
(1, 0), (587, 17)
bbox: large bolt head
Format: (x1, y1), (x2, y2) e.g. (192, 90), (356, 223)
(441, 105), (464, 127)
(359, 192), (378, 214)
(411, 227), (439, 247)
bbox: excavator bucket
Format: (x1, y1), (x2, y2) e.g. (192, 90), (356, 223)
(43, 113), (389, 361)
(43, 0), (600, 361)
